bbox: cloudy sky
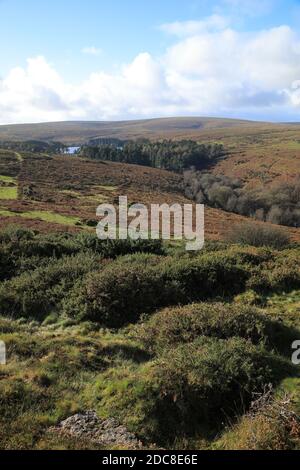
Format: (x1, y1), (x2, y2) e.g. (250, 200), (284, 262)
(0, 0), (300, 124)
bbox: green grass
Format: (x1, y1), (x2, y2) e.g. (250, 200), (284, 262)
(0, 209), (18, 217)
(266, 290), (300, 328)
(94, 185), (117, 192)
(0, 319), (143, 450)
(80, 194), (109, 204)
(0, 208), (81, 226)
(22, 211), (81, 225)
(60, 190), (79, 197)
(0, 175), (16, 183)
(0, 174), (18, 200)
(287, 141), (300, 150)
(0, 186), (18, 200)
(60, 188), (113, 203)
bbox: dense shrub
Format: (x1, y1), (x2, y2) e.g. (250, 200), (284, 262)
(63, 264), (180, 326)
(154, 338), (290, 433)
(226, 222), (290, 249)
(134, 303), (295, 355)
(64, 253), (249, 327)
(3, 228), (162, 260)
(226, 245), (274, 265)
(0, 226), (35, 244)
(0, 253), (98, 320)
(0, 226), (165, 281)
(98, 337), (291, 442)
(248, 250), (300, 293)
(163, 252), (248, 300)
(89, 237), (165, 258)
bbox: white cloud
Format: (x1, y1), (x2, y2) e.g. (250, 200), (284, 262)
(0, 19), (300, 124)
(285, 80), (300, 107)
(81, 46), (102, 56)
(160, 14), (230, 37)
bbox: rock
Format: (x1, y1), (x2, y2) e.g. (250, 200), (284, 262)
(50, 411), (142, 448)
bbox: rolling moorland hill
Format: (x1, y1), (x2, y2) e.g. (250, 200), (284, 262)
(0, 117), (299, 190)
(0, 116), (299, 240)
(0, 150), (299, 242)
(0, 117), (265, 143)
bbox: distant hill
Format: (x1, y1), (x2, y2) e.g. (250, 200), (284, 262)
(0, 116), (299, 190)
(0, 117), (273, 144)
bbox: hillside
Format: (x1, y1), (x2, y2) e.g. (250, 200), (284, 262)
(0, 117), (275, 144)
(0, 148), (299, 242)
(1, 117), (299, 190)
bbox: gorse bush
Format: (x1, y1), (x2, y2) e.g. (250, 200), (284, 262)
(153, 338), (290, 434)
(0, 253), (98, 320)
(0, 226), (299, 327)
(227, 222), (290, 249)
(134, 303), (296, 355)
(64, 253), (249, 327)
(0, 226), (166, 321)
(63, 264), (180, 326)
(98, 337), (291, 442)
(225, 245), (274, 266)
(248, 250), (300, 293)
(162, 252), (248, 299)
(0, 226), (165, 281)
(0, 226), (35, 244)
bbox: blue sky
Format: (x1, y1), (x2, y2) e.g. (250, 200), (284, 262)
(0, 0), (300, 123)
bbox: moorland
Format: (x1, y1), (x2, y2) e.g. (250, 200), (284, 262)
(0, 116), (299, 450)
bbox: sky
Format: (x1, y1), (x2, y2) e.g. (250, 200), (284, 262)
(0, 0), (300, 124)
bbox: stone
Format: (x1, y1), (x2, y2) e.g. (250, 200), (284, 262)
(50, 410), (142, 448)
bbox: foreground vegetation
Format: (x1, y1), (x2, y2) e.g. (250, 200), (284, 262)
(0, 226), (300, 449)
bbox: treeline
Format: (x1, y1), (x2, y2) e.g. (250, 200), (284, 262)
(0, 140), (65, 154)
(80, 140), (225, 172)
(184, 171), (300, 227)
(87, 137), (128, 146)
